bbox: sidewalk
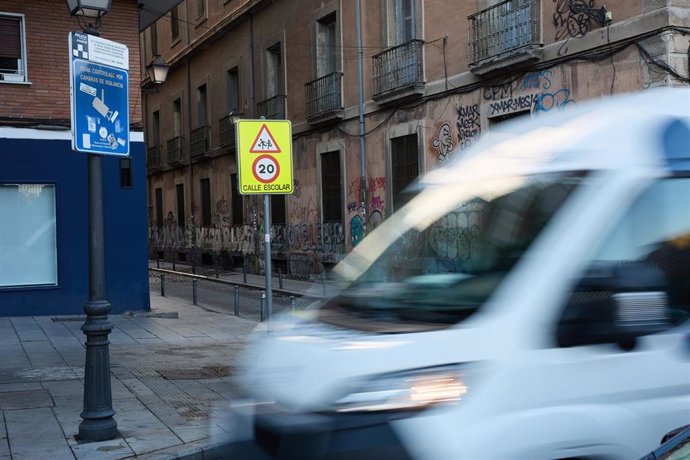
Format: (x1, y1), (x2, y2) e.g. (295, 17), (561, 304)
(0, 286), (284, 459)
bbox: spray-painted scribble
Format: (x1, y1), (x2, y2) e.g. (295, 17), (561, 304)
(520, 70), (552, 91)
(483, 83), (515, 101)
(432, 123), (455, 162)
(457, 104), (481, 148)
(322, 222), (346, 255)
(287, 223), (318, 251)
(289, 252), (313, 279)
(369, 210), (383, 230)
(553, 0), (598, 41)
(350, 215), (364, 246)
(534, 89), (575, 112)
(215, 198), (230, 224)
(271, 224), (287, 258)
(488, 93), (538, 117)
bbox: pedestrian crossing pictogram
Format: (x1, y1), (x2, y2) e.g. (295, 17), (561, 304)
(249, 124), (281, 153)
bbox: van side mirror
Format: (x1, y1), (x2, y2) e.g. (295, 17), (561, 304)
(557, 261), (670, 349)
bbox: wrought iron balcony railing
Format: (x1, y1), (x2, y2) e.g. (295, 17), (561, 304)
(372, 39), (424, 98)
(257, 94), (287, 120)
(305, 72), (342, 119)
(190, 125), (211, 158)
(468, 0), (540, 65)
(147, 144), (161, 170)
(166, 136), (186, 166)
(218, 115), (237, 149)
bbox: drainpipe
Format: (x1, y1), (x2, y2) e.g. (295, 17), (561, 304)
(185, 0), (196, 274)
(249, 14), (260, 272)
(356, 0), (367, 236)
(249, 15), (255, 118)
(187, 57), (196, 274)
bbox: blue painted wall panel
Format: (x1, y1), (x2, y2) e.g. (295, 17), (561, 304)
(0, 136), (150, 316)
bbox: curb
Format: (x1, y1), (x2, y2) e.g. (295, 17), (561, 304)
(132, 435), (235, 460)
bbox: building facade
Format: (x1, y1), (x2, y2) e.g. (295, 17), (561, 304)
(0, 0), (159, 316)
(143, 0), (690, 279)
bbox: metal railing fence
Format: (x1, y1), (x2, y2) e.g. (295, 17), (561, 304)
(372, 39), (424, 96)
(305, 72), (342, 118)
(468, 0), (540, 64)
(149, 268), (309, 322)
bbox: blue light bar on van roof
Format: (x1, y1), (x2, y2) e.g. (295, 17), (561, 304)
(662, 119), (690, 172)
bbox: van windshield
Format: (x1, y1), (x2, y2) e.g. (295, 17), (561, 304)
(320, 172), (585, 332)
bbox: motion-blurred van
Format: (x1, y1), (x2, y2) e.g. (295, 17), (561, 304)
(229, 88), (690, 460)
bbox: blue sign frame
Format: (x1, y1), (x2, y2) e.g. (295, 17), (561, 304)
(69, 33), (130, 156)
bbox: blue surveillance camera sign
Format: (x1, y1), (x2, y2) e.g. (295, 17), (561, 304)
(69, 32), (130, 156)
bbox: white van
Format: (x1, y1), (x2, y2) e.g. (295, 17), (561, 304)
(228, 88), (690, 460)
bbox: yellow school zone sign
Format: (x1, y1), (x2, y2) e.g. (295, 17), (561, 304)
(236, 119), (293, 195)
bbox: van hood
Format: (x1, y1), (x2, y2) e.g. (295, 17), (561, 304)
(237, 312), (504, 412)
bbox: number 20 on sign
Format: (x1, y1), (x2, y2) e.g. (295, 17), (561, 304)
(236, 119), (293, 195)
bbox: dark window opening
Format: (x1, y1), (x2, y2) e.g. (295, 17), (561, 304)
(120, 158), (132, 187)
(0, 16), (22, 75)
(231, 173), (244, 225)
(176, 184), (185, 229)
(170, 6), (179, 41)
(197, 84), (208, 128)
(316, 13), (337, 76)
(321, 150), (342, 223)
(272, 195), (286, 225)
(155, 187), (163, 227)
(391, 133), (419, 211)
(266, 43), (284, 97)
(173, 99), (182, 136)
(227, 67), (240, 114)
(150, 23), (158, 56)
(196, 0), (206, 19)
(152, 110), (160, 145)
(200, 178), (212, 227)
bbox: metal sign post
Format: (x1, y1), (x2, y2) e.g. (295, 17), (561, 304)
(68, 30), (129, 442)
(236, 119), (293, 326)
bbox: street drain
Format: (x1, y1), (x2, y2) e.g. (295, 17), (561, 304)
(156, 366), (230, 380)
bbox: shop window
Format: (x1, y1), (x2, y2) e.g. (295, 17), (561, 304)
(0, 184), (57, 287)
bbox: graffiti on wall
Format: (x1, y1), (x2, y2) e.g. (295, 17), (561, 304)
(289, 252), (313, 279)
(427, 205), (484, 264)
(487, 93), (539, 117)
(347, 176), (386, 246)
(271, 224), (287, 258)
(534, 89), (575, 112)
(322, 222), (346, 263)
(350, 215), (364, 247)
(149, 212), (185, 250)
(457, 104), (481, 149)
(553, 0), (598, 41)
(215, 198), (230, 224)
(482, 70), (575, 117)
(432, 123), (455, 162)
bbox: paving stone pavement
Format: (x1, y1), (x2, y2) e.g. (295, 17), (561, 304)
(0, 287), (281, 460)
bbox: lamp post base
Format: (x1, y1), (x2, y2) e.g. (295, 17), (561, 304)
(78, 416), (118, 442)
(79, 299), (117, 442)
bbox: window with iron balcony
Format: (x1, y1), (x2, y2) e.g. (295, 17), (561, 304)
(372, 39), (425, 105)
(468, 0), (543, 76)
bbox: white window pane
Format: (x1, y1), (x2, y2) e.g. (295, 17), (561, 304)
(0, 184), (57, 286)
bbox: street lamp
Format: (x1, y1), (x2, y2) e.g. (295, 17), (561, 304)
(146, 55), (170, 85)
(65, 0), (118, 443)
(65, 0), (112, 35)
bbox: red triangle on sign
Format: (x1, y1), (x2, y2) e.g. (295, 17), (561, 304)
(249, 124), (281, 153)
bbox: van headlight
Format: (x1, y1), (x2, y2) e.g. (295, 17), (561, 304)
(332, 365), (469, 413)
